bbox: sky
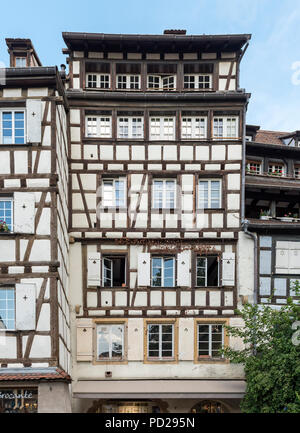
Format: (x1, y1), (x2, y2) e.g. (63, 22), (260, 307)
(0, 0), (299, 132)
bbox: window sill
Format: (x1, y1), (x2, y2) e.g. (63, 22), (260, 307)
(144, 358), (177, 364)
(93, 358), (128, 365)
(195, 357), (228, 364)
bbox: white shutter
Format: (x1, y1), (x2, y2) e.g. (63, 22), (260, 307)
(16, 283), (36, 330)
(14, 192), (35, 234)
(177, 250), (191, 287)
(77, 319), (94, 361)
(222, 252), (235, 286)
(88, 253), (101, 286)
(138, 253), (151, 287)
(275, 241), (289, 274)
(288, 242), (300, 274)
(26, 99), (42, 143)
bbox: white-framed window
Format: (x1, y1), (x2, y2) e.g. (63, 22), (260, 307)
(149, 117), (175, 140)
(117, 75), (141, 90)
(147, 323), (174, 359)
(181, 117), (207, 139)
(0, 287), (15, 330)
(152, 256), (175, 287)
(294, 166), (300, 179)
(213, 117), (238, 139)
(0, 198), (13, 232)
(197, 323), (224, 358)
(245, 135), (253, 142)
(15, 57), (26, 67)
(268, 163), (284, 176)
(147, 75), (176, 90)
(86, 73), (110, 89)
(117, 117), (144, 139)
(102, 256), (126, 288)
(198, 179), (221, 209)
(97, 323), (124, 360)
(0, 110), (25, 144)
(196, 256), (219, 287)
(85, 116), (112, 138)
(153, 179), (176, 209)
(184, 74), (212, 90)
(102, 178), (126, 207)
(246, 162), (261, 175)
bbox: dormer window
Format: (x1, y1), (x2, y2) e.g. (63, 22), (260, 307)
(86, 73), (110, 89)
(117, 75), (140, 90)
(184, 74), (212, 90)
(268, 163), (284, 176)
(147, 64), (177, 91)
(15, 57), (26, 67)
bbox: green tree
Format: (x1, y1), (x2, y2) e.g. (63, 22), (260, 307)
(222, 281), (300, 413)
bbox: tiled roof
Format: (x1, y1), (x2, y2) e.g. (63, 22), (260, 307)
(0, 367), (71, 382)
(255, 130), (289, 145)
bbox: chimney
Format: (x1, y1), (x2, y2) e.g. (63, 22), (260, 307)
(163, 29), (187, 35)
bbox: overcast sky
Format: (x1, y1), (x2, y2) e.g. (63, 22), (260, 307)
(1, 0), (299, 132)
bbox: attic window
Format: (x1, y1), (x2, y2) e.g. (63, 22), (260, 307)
(15, 57), (26, 67)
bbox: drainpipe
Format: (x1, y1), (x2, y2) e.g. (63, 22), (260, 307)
(241, 219), (258, 305)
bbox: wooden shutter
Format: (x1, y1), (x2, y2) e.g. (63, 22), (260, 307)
(76, 319), (94, 361)
(137, 253), (151, 287)
(177, 250), (191, 287)
(275, 241), (289, 274)
(16, 283), (36, 330)
(87, 253), (101, 286)
(14, 192), (35, 234)
(222, 253), (235, 286)
(288, 242), (300, 274)
(26, 99), (42, 143)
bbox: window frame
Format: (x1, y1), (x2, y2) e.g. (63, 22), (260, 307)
(86, 73), (110, 89)
(147, 75), (177, 91)
(196, 255), (220, 288)
(198, 179), (222, 209)
(181, 116), (207, 140)
(0, 197), (13, 233)
(246, 161), (262, 175)
(151, 255), (176, 288)
(94, 319), (128, 364)
(194, 319), (229, 363)
(268, 163), (285, 176)
(15, 57), (27, 67)
(149, 117), (176, 141)
(117, 116), (144, 139)
(116, 74), (141, 90)
(101, 178), (126, 208)
(85, 115), (112, 138)
(144, 318), (178, 363)
(0, 109), (26, 145)
(183, 74), (212, 90)
(0, 286), (16, 330)
(102, 254), (127, 288)
(212, 116), (239, 140)
(294, 165), (300, 179)
(152, 178), (176, 210)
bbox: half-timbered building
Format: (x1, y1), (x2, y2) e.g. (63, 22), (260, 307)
(0, 39), (71, 413)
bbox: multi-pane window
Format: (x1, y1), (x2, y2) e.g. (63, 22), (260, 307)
(103, 256), (126, 287)
(184, 74), (212, 90)
(1, 111), (25, 144)
(117, 75), (140, 90)
(197, 323), (224, 358)
(147, 75), (176, 90)
(153, 179), (176, 209)
(246, 162), (261, 174)
(0, 288), (15, 330)
(149, 117), (175, 140)
(181, 117), (207, 139)
(196, 256), (219, 287)
(15, 57), (26, 67)
(86, 73), (110, 89)
(213, 117), (238, 139)
(85, 116), (112, 138)
(102, 179), (126, 207)
(97, 324), (124, 360)
(152, 257), (175, 287)
(147, 323), (174, 359)
(117, 117), (144, 139)
(294, 166), (300, 179)
(0, 199), (13, 232)
(198, 180), (221, 209)
(268, 163), (284, 176)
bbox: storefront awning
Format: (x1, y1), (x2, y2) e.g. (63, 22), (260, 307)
(73, 379), (246, 399)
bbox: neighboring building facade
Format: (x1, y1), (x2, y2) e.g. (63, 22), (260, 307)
(0, 40), (71, 413)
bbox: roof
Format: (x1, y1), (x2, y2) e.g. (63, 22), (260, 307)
(254, 130), (289, 145)
(0, 367), (71, 383)
(62, 32), (251, 53)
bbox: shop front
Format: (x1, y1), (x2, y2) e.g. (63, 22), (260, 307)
(0, 387), (38, 413)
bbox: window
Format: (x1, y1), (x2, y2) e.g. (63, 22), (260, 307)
(117, 117), (143, 139)
(1, 111), (25, 144)
(102, 178), (126, 207)
(86, 73), (110, 89)
(147, 323), (174, 359)
(152, 256), (175, 287)
(245, 135), (253, 142)
(213, 117), (238, 139)
(268, 163), (284, 176)
(198, 180), (221, 209)
(97, 323), (124, 360)
(184, 74), (212, 90)
(196, 256), (219, 287)
(103, 256), (126, 287)
(294, 166), (300, 179)
(197, 323), (224, 358)
(85, 116), (112, 138)
(181, 117), (207, 139)
(15, 57), (26, 67)
(149, 117), (175, 140)
(153, 179), (176, 209)
(0, 287), (15, 330)
(0, 199), (13, 232)
(246, 162), (261, 175)
(117, 75), (141, 89)
(147, 75), (176, 90)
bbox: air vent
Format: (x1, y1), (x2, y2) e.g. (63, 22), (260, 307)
(163, 29), (186, 35)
